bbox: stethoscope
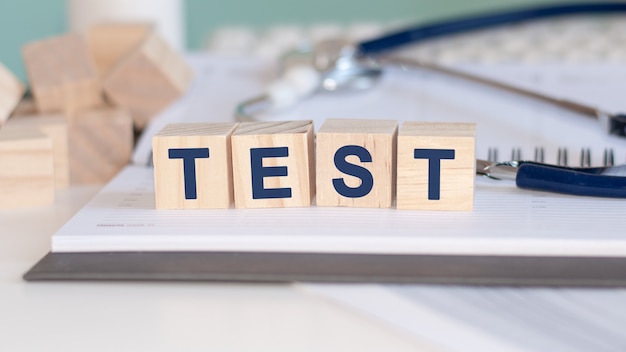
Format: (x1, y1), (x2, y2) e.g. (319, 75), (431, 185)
(235, 2), (626, 198)
(237, 2), (626, 136)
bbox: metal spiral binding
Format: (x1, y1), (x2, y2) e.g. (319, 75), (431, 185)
(487, 147), (617, 167)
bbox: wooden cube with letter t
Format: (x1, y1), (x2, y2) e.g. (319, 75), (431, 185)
(316, 119), (397, 208)
(396, 122), (476, 211)
(231, 121), (315, 208)
(152, 123), (238, 209)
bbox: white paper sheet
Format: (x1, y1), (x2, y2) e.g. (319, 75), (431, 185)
(51, 164), (626, 254)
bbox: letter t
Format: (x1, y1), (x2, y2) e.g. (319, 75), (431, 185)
(413, 149), (455, 200)
(168, 148), (210, 200)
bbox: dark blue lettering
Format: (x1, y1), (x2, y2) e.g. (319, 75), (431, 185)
(168, 148), (210, 200)
(332, 145), (374, 198)
(413, 149), (455, 200)
(250, 147), (292, 199)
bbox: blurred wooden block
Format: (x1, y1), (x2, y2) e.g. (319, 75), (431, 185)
(396, 122), (476, 211)
(22, 33), (104, 116)
(316, 119), (397, 208)
(0, 62), (24, 126)
(69, 107), (133, 184)
(88, 23), (153, 77)
(10, 96), (38, 117)
(0, 129), (54, 209)
(231, 121), (314, 209)
(152, 123), (238, 209)
(4, 114), (69, 189)
(103, 31), (194, 130)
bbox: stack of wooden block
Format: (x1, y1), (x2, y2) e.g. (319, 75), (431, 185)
(0, 24), (193, 209)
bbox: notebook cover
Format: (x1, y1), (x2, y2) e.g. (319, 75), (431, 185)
(23, 251), (626, 287)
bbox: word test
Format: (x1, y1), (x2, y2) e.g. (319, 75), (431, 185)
(152, 119), (476, 211)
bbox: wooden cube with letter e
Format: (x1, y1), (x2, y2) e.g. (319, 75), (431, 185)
(397, 122), (476, 211)
(153, 123), (238, 209)
(231, 121), (315, 208)
(316, 119), (397, 208)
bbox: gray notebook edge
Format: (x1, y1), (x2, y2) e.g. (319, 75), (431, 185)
(22, 251), (626, 287)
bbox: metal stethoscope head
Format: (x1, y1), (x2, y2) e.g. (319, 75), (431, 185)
(310, 40), (382, 93)
(235, 39), (383, 121)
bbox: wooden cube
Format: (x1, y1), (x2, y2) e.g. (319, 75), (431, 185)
(103, 31), (194, 130)
(231, 121), (314, 209)
(10, 96), (38, 117)
(397, 122), (476, 211)
(0, 62), (25, 126)
(152, 123), (238, 209)
(4, 114), (69, 189)
(316, 119), (397, 208)
(0, 129), (54, 209)
(88, 23), (153, 77)
(69, 107), (134, 184)
(22, 33), (104, 116)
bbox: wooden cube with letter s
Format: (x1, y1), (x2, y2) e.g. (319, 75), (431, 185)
(316, 119), (397, 208)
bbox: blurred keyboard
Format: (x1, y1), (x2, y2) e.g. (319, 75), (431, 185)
(205, 15), (626, 64)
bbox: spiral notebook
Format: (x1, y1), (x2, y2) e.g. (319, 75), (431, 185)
(24, 54), (626, 284)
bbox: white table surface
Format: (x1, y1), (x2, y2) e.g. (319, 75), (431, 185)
(0, 185), (434, 352)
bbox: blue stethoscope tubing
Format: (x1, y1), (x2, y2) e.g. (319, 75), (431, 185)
(358, 3), (626, 56)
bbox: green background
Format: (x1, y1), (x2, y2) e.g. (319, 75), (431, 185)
(0, 0), (573, 80)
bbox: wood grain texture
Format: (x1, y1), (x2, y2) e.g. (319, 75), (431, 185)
(0, 62), (25, 126)
(103, 31), (193, 130)
(152, 123), (238, 209)
(69, 107), (133, 184)
(396, 122), (476, 211)
(316, 119), (397, 208)
(0, 129), (54, 209)
(22, 33), (104, 116)
(231, 121), (314, 209)
(4, 114), (69, 189)
(88, 23), (153, 77)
